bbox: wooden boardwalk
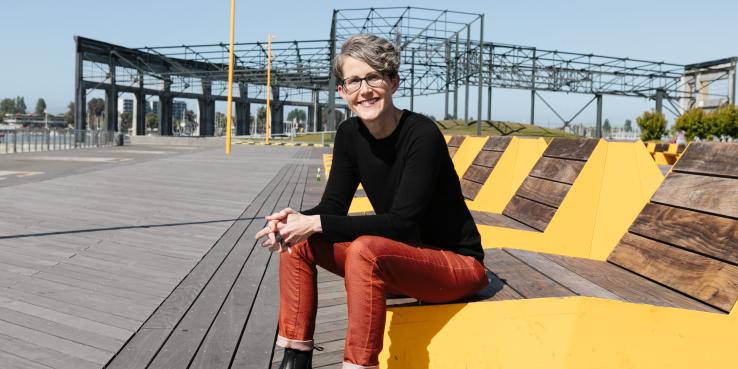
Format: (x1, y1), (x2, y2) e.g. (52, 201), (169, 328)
(0, 144), (316, 369)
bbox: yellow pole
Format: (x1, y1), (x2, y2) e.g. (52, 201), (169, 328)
(225, 0), (235, 154)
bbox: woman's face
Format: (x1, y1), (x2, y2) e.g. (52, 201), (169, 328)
(337, 56), (399, 124)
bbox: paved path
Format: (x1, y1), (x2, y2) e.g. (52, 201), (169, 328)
(0, 144), (310, 368)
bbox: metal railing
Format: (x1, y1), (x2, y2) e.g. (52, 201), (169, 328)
(0, 129), (115, 154)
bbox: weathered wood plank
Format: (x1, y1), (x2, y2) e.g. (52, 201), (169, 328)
(505, 249), (623, 300)
(543, 138), (598, 161)
(447, 147), (459, 158)
(105, 166), (293, 369)
(462, 165), (493, 184)
(461, 180), (483, 200)
(482, 249), (574, 299)
(502, 196), (557, 231)
(146, 167), (302, 369)
(447, 135), (465, 147)
(672, 142), (738, 178)
(472, 151), (503, 167)
(529, 157), (586, 184)
(470, 211), (536, 231)
(629, 203), (738, 265)
(542, 253), (720, 313)
(515, 177), (571, 208)
(651, 173), (738, 218)
(475, 270), (524, 301)
(483, 136), (512, 152)
(608, 233), (738, 312)
(230, 254), (281, 369)
(0, 332), (100, 369)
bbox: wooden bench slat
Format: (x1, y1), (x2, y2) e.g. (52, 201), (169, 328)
(447, 135), (465, 147)
(462, 165), (494, 184)
(672, 142), (738, 178)
(461, 180), (483, 200)
(529, 157), (586, 184)
(482, 249), (574, 299)
(542, 138), (598, 161)
(629, 203), (738, 265)
(470, 210), (536, 231)
(541, 253), (720, 313)
(515, 177), (571, 208)
(475, 270), (524, 301)
(482, 136), (512, 152)
(505, 249), (623, 300)
(502, 196), (557, 232)
(651, 173), (738, 218)
(471, 150), (504, 167)
(447, 147), (459, 158)
(608, 233), (738, 312)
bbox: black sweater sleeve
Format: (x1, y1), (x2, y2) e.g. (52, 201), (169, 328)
(301, 125), (359, 217)
(319, 125), (444, 243)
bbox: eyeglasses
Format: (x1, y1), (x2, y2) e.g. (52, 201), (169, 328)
(340, 73), (385, 94)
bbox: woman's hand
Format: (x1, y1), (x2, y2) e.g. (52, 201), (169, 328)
(255, 207), (297, 252)
(276, 213), (322, 247)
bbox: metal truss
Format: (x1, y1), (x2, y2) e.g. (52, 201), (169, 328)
(75, 6), (736, 137)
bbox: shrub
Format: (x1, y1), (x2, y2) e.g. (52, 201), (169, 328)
(675, 105), (738, 140)
(674, 108), (705, 141)
(636, 111), (667, 141)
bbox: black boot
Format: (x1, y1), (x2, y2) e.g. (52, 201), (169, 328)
(277, 348), (313, 369)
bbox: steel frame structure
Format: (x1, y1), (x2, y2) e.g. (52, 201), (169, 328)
(75, 6), (736, 138)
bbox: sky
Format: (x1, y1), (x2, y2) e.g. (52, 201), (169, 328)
(1, 0), (736, 128)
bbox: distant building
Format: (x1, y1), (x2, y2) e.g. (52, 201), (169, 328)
(149, 101), (160, 116)
(118, 98), (134, 114)
(1, 113), (67, 128)
(173, 101), (187, 121)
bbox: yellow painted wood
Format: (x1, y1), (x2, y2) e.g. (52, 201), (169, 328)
(450, 136), (487, 178)
(379, 296), (738, 369)
(477, 140), (663, 260)
(466, 137), (547, 213)
(443, 135), (451, 143)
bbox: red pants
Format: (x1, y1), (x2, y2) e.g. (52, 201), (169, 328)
(277, 234), (488, 368)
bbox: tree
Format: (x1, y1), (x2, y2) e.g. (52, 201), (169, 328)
(185, 109), (196, 123)
(636, 111), (667, 141)
(286, 108), (307, 123)
(35, 98), (47, 115)
(87, 98), (105, 129)
(146, 112), (159, 130)
(14, 96), (26, 114)
(0, 98), (14, 115)
(120, 112), (133, 131)
(603, 119), (611, 134)
(674, 108), (705, 141)
(65, 101), (75, 127)
(624, 119), (632, 132)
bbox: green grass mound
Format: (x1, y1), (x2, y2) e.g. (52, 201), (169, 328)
(437, 119), (575, 138)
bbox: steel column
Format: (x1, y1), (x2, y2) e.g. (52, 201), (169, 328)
(410, 49), (415, 111)
(595, 94), (603, 139)
(453, 32), (459, 120)
(135, 70), (146, 135)
(199, 79), (215, 136)
(326, 10), (338, 131)
(655, 89), (664, 116)
(74, 37), (86, 131)
(476, 14), (484, 136)
(730, 67), (736, 105)
(444, 40), (450, 120)
(464, 26), (471, 125)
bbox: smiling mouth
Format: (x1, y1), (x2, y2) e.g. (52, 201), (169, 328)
(358, 98), (379, 107)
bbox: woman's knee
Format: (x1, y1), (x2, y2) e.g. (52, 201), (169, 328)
(346, 235), (386, 265)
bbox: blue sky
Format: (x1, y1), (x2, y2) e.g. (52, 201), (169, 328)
(1, 0), (736, 127)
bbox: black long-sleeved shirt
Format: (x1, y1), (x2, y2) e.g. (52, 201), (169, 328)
(302, 110), (484, 261)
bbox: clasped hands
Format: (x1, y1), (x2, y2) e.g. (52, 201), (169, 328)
(255, 207), (322, 253)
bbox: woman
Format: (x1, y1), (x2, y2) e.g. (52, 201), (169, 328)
(256, 34), (487, 369)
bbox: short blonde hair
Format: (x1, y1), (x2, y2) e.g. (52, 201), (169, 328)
(332, 34), (400, 80)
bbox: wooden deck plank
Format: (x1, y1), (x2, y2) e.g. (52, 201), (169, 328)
(105, 166), (293, 369)
(482, 249), (574, 299)
(0, 333), (100, 369)
(472, 150), (503, 167)
(145, 167), (302, 369)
